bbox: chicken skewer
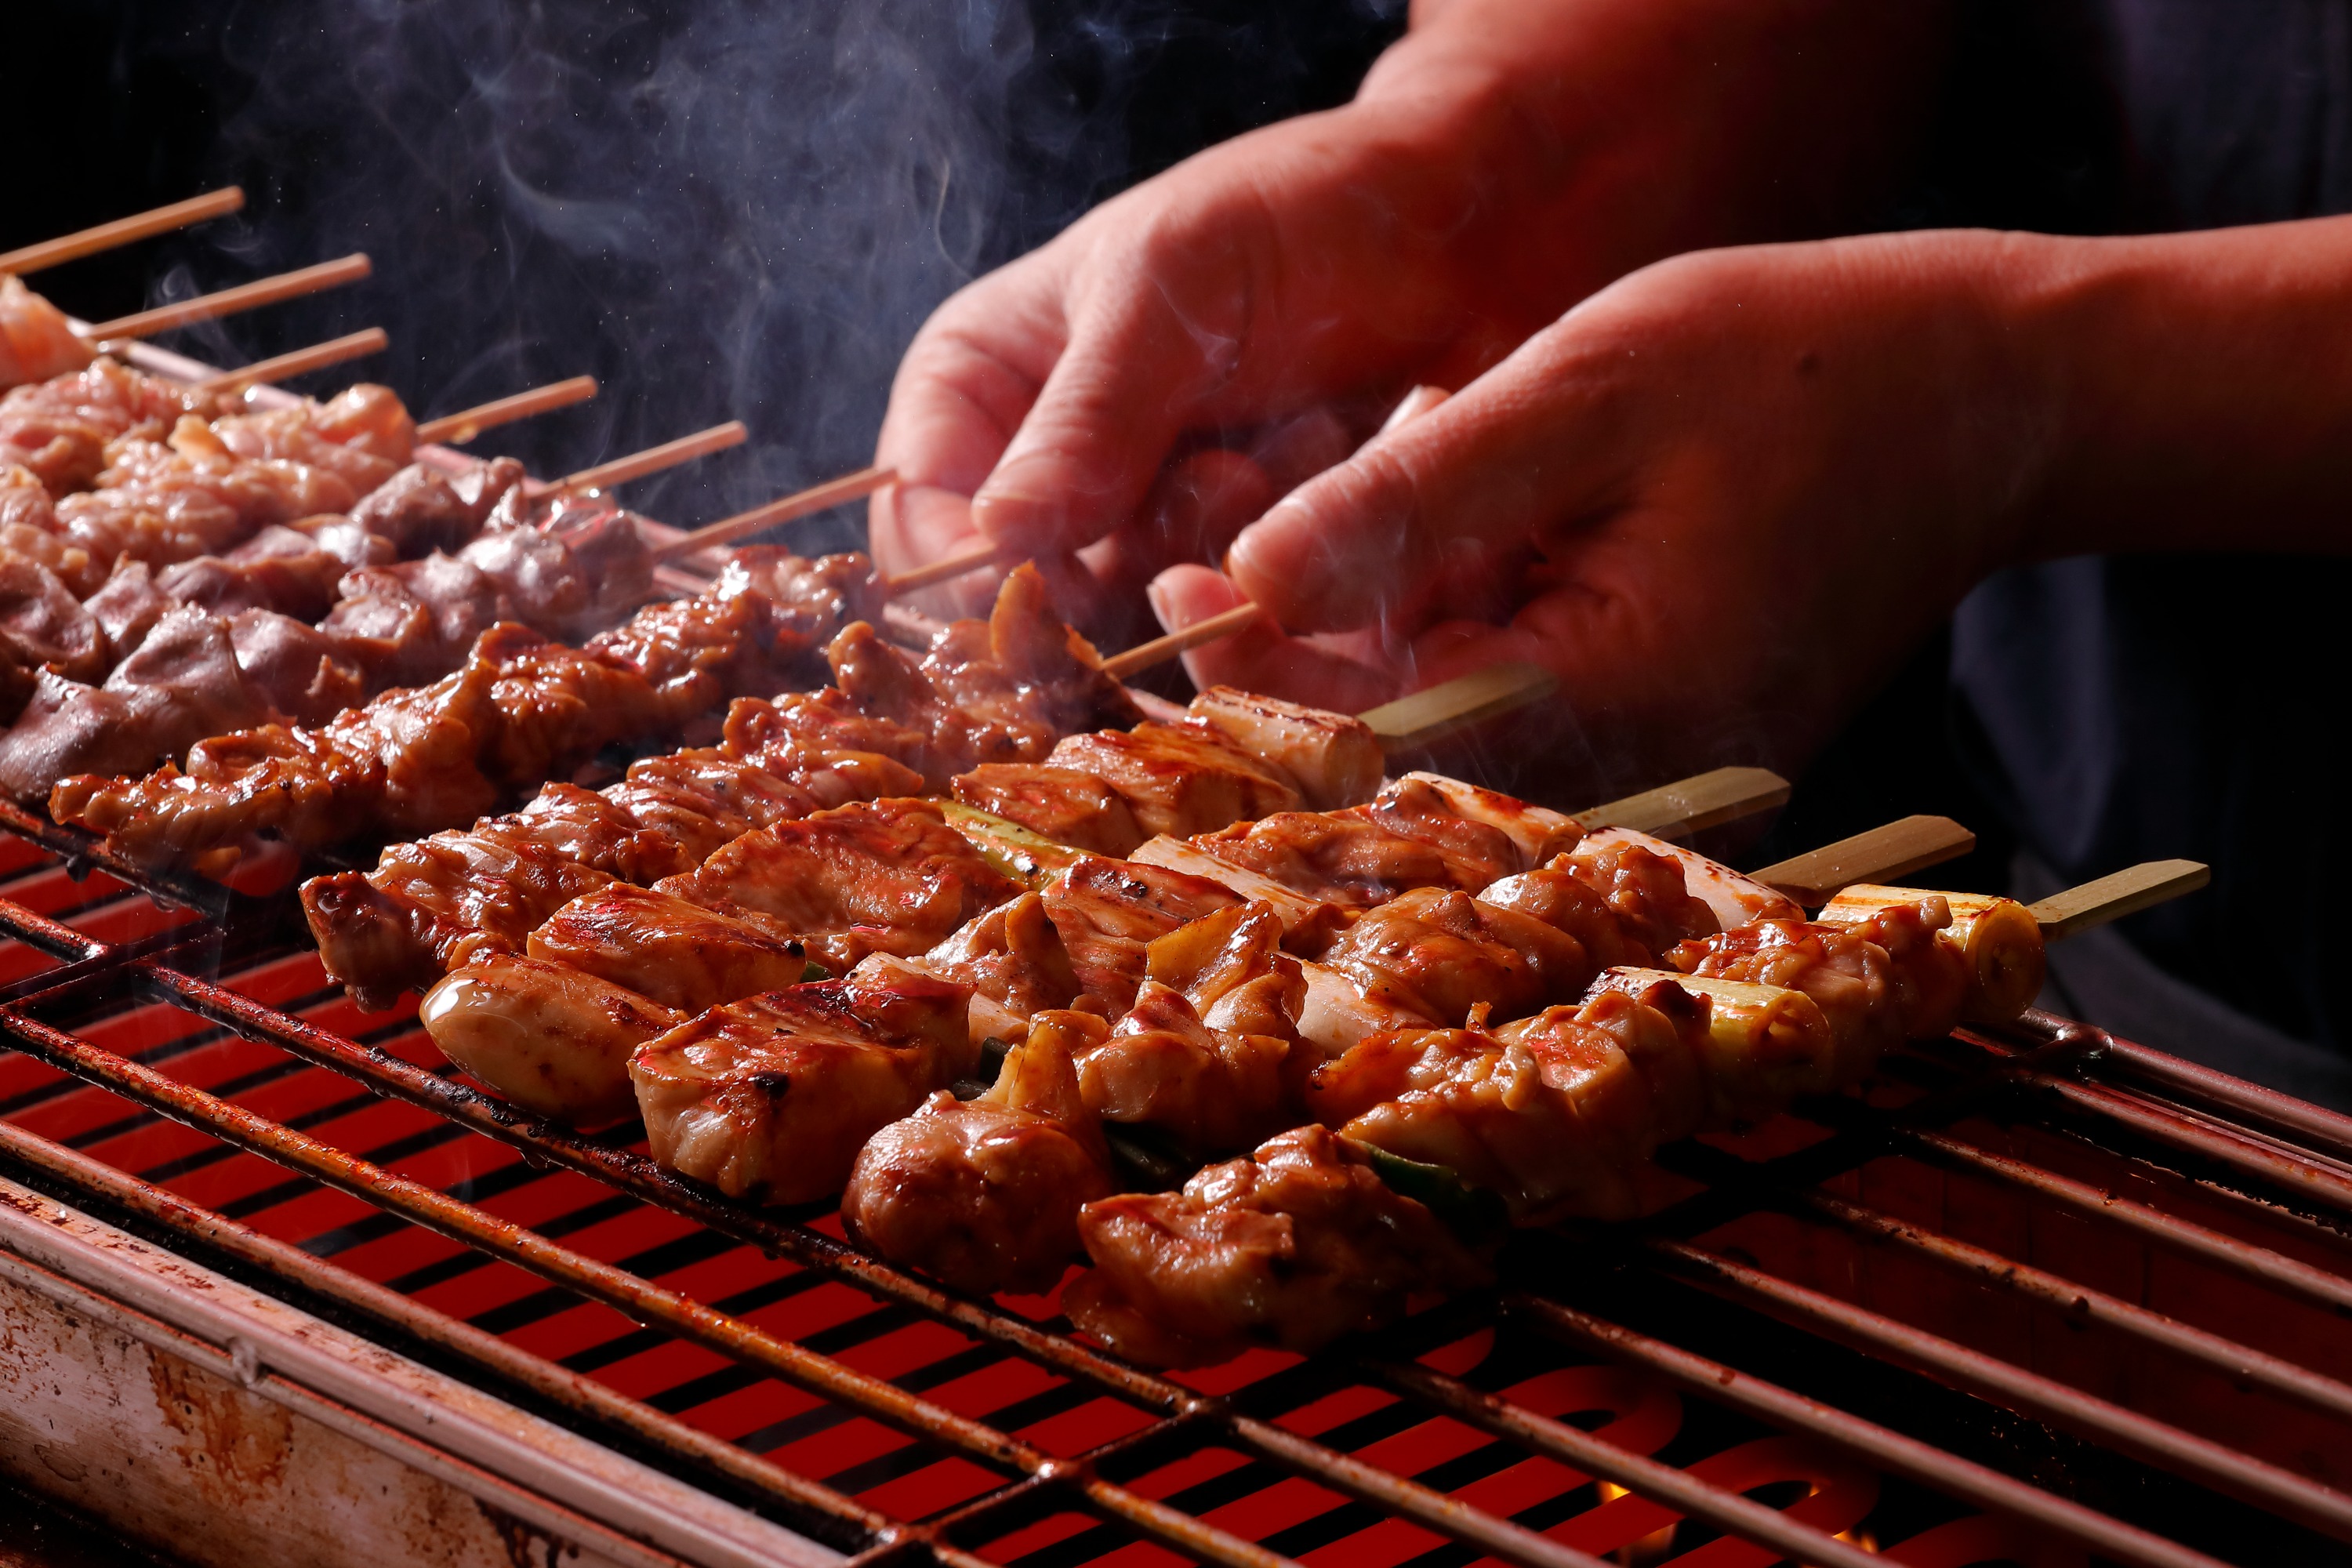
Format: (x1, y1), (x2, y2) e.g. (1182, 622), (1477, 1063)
(1068, 855), (2204, 1367)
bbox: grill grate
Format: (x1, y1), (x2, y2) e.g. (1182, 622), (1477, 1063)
(0, 811), (2347, 1568)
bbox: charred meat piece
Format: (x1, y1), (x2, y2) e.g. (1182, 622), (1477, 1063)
(305, 831), (616, 1011)
(1038, 853), (1242, 1014)
(1192, 810), (1457, 906)
(227, 609), (368, 726)
(654, 797), (1022, 974)
(1046, 720), (1303, 840)
(1065, 1124), (1491, 1367)
(1073, 902), (1305, 1157)
(0, 556), (107, 681)
(4, 608), (276, 804)
(844, 1011), (1113, 1297)
(1318, 885), (1598, 1027)
(530, 883), (818, 1014)
(348, 456), (522, 556)
(951, 763), (1146, 856)
(630, 960), (975, 1204)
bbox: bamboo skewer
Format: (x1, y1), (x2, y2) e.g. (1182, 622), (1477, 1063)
(417, 376), (599, 446)
(884, 539), (1000, 596)
(2027, 858), (2209, 939)
(555, 421), (746, 494)
(0, 187), (246, 277)
(79, 253), (372, 343)
(650, 465), (895, 563)
(196, 328), (389, 393)
(1099, 601), (1264, 681)
(1753, 816), (1978, 906)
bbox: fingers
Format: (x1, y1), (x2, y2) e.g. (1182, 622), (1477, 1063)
(1147, 564), (1403, 714)
(971, 247), (1254, 559)
(1225, 332), (1632, 633)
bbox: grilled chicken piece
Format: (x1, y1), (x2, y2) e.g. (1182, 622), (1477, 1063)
(1308, 985), (1711, 1223)
(1353, 776), (1536, 890)
(654, 797), (1021, 973)
(2, 608), (277, 804)
(722, 688), (933, 797)
(1477, 858), (1660, 972)
(1570, 826), (1798, 933)
(952, 763), (1146, 855)
(1189, 810), (1458, 906)
(1673, 895), (1970, 1087)
(84, 559), (175, 655)
(717, 546), (887, 648)
(1587, 967), (1837, 1124)
(1184, 687), (1382, 811)
(1543, 835), (1724, 955)
(0, 356), (209, 493)
(905, 891), (1083, 1047)
(0, 276), (96, 395)
(1, 466), (106, 594)
(347, 456), (522, 557)
(213, 384), (416, 495)
(56, 416), (365, 568)
(1066, 1124), (1491, 1367)
(0, 556), (107, 681)
(1046, 720), (1303, 840)
(1073, 902), (1305, 1156)
(531, 884), (818, 1013)
(1124, 835), (1347, 949)
(1318, 885), (1599, 1027)
(844, 1011), (1114, 1296)
(631, 960), (976, 1203)
(1816, 884), (2044, 1025)
(1038, 853), (1242, 1013)
(826, 564), (1138, 787)
(227, 609), (368, 726)
(307, 831), (617, 1009)
(420, 949), (681, 1129)
(1385, 771), (1581, 868)
(302, 752), (833, 1010)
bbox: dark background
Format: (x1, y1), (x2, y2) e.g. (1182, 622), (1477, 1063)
(4, 0), (2128, 892)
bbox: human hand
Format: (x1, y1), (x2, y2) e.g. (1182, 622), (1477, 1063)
(868, 0), (1949, 627)
(1151, 230), (2059, 793)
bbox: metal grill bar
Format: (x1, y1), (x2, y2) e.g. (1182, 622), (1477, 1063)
(1893, 1124), (2352, 1317)
(1505, 1292), (2234, 1568)
(1362, 1355), (1886, 1568)
(1795, 1187), (2352, 1423)
(1647, 1234), (2352, 1541)
(2101, 1036), (2352, 1166)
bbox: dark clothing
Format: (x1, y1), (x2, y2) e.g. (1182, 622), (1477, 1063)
(1944, 1), (2352, 1098)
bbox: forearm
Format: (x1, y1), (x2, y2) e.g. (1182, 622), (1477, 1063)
(2002, 216), (2352, 561)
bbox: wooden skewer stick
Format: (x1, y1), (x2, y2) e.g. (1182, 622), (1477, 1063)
(884, 539), (1000, 596)
(79, 253), (372, 343)
(196, 328), (388, 392)
(0, 187), (246, 277)
(416, 376), (599, 446)
(650, 465), (895, 563)
(557, 421), (746, 493)
(1751, 815), (1978, 906)
(1100, 601), (1265, 681)
(1574, 767), (1791, 839)
(2028, 858), (2209, 939)
(1359, 662), (1560, 753)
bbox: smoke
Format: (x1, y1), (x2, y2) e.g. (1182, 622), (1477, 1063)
(100, 0), (1399, 550)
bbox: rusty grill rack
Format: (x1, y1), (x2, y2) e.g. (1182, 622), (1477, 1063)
(0, 804), (2348, 1568)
